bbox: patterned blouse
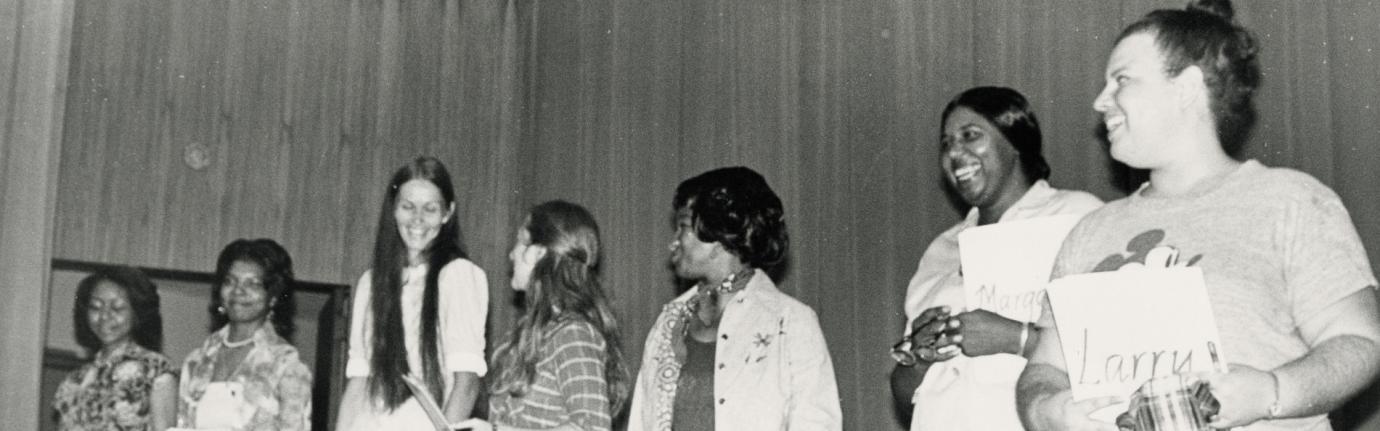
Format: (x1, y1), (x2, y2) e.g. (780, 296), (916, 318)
(177, 325), (313, 431)
(53, 342), (177, 431)
(489, 319), (612, 431)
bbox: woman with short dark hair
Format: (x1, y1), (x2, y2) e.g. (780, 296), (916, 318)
(628, 166), (841, 431)
(889, 86), (1102, 431)
(55, 265), (177, 431)
(176, 239), (312, 430)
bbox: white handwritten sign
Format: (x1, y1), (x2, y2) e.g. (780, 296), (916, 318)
(959, 215), (1082, 322)
(1045, 267), (1226, 420)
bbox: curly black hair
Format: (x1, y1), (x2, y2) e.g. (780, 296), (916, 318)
(74, 265), (163, 354)
(210, 238), (297, 340)
(672, 166), (788, 271)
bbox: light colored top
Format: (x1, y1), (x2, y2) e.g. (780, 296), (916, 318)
(628, 269), (842, 431)
(344, 258), (489, 428)
(54, 342), (177, 431)
(1046, 160), (1376, 431)
(489, 319), (612, 431)
(177, 325), (313, 431)
(904, 179), (1102, 431)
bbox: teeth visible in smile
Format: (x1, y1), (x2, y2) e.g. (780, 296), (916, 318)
(954, 165), (980, 181)
(1105, 115), (1126, 131)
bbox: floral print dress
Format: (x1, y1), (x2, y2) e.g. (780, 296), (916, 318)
(53, 342), (177, 431)
(177, 326), (313, 431)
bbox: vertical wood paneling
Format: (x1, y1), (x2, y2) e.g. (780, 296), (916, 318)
(517, 1), (1380, 430)
(56, 0), (520, 286)
(49, 1), (1380, 430)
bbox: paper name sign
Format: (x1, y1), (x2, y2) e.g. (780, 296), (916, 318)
(1045, 267), (1226, 407)
(958, 214), (1082, 322)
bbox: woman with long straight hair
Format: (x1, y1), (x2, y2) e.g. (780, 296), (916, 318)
(469, 200), (628, 431)
(335, 156), (490, 430)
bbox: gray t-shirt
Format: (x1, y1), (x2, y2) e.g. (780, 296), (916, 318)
(1047, 160), (1376, 431)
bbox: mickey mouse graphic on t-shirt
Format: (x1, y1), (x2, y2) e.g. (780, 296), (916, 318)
(1092, 229), (1202, 272)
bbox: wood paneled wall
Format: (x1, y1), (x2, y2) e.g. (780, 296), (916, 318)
(55, 0), (521, 285)
(51, 1), (1380, 430)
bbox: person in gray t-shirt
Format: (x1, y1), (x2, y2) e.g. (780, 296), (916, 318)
(1016, 1), (1380, 431)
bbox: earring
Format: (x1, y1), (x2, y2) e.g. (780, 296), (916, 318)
(216, 305), (226, 315)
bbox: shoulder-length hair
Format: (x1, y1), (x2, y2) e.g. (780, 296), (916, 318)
(369, 156), (468, 410)
(490, 200), (629, 414)
(672, 166), (789, 272)
(941, 86), (1050, 182)
(209, 238), (296, 340)
(74, 265), (164, 354)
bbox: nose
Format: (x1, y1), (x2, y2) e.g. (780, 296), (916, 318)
(943, 139), (965, 159)
(667, 239), (679, 252)
(1093, 82), (1113, 114)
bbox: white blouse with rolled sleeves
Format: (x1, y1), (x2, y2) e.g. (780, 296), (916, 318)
(343, 258), (489, 429)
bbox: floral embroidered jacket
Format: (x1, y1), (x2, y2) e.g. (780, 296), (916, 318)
(628, 269), (842, 431)
(177, 325), (312, 431)
(54, 342), (177, 431)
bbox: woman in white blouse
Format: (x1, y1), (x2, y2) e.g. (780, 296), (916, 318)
(334, 156), (489, 430)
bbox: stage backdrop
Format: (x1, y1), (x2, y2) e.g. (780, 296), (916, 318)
(50, 1), (1380, 430)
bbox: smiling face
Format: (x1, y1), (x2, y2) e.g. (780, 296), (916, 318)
(508, 224), (546, 291)
(394, 178), (454, 262)
(86, 281), (134, 349)
(940, 106), (1024, 208)
(1094, 32), (1185, 169)
(220, 260), (271, 325)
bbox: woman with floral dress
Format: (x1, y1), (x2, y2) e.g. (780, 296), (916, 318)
(54, 265), (178, 431)
(176, 239), (312, 430)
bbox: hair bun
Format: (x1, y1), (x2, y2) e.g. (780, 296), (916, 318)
(1187, 0), (1234, 21)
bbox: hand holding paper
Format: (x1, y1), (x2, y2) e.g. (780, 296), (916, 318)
(1202, 364), (1277, 428)
(951, 309), (1025, 356)
(1045, 267), (1227, 422)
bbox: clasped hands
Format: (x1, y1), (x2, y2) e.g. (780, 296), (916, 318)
(905, 306), (1024, 363)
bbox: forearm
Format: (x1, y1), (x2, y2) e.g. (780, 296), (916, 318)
(151, 374), (178, 431)
(443, 372), (481, 422)
(1016, 362), (1072, 431)
(889, 361), (933, 420)
(335, 378), (368, 430)
(1274, 334), (1380, 418)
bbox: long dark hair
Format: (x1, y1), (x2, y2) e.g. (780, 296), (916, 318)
(209, 238), (296, 340)
(74, 265), (163, 355)
(368, 156), (468, 410)
(490, 200), (629, 413)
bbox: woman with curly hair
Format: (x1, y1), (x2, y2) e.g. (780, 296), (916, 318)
(54, 265), (177, 431)
(176, 239), (312, 430)
(468, 200), (628, 431)
(628, 166), (841, 431)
